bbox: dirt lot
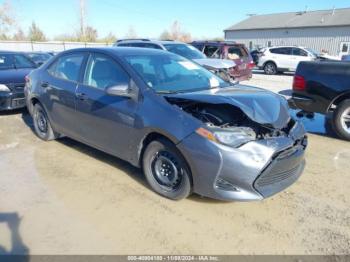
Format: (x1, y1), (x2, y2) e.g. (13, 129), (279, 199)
(1, 73), (350, 255)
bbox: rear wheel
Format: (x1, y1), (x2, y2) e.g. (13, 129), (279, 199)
(142, 139), (192, 200)
(264, 62), (277, 75)
(332, 99), (350, 141)
(33, 103), (58, 141)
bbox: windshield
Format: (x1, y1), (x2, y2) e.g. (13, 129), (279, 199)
(305, 48), (320, 57)
(124, 53), (230, 94)
(163, 43), (206, 60)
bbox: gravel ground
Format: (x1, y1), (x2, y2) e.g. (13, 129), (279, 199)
(0, 73), (349, 255)
(242, 70), (294, 97)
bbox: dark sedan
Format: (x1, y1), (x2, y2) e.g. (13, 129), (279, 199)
(25, 47), (307, 201)
(0, 51), (37, 111)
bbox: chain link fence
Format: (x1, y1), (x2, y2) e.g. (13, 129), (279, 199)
(0, 40), (113, 52)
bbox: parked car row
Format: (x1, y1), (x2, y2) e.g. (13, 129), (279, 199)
(114, 39), (254, 82)
(0, 51), (53, 111)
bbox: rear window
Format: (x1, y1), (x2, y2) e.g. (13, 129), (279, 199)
(227, 46), (248, 59)
(163, 44), (206, 60)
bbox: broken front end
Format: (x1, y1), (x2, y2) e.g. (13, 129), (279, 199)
(166, 88), (307, 201)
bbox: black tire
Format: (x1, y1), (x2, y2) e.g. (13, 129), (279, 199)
(264, 62), (277, 75)
(332, 99), (350, 141)
(142, 139), (192, 200)
(33, 103), (58, 141)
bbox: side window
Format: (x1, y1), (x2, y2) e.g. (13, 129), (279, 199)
(14, 55), (35, 69)
(0, 54), (14, 70)
(270, 48), (291, 55)
(293, 48), (308, 57)
(118, 43), (131, 47)
(204, 45), (220, 58)
(48, 53), (84, 82)
(143, 43), (163, 50)
(84, 54), (129, 90)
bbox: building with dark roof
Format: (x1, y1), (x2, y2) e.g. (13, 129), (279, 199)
(224, 8), (350, 56)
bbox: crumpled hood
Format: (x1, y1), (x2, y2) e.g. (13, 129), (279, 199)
(166, 85), (291, 129)
(193, 58), (236, 70)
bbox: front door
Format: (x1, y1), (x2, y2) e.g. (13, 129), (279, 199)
(75, 52), (138, 159)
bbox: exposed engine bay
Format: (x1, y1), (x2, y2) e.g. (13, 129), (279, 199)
(166, 98), (294, 140)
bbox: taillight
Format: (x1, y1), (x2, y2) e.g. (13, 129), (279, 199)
(248, 61), (255, 69)
(293, 75), (306, 91)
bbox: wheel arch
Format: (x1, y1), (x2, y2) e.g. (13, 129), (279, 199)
(263, 60), (277, 68)
(137, 132), (177, 167)
(137, 131), (194, 186)
(328, 91), (350, 112)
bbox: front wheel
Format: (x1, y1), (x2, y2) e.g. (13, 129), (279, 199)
(332, 99), (350, 141)
(142, 139), (192, 200)
(33, 103), (58, 141)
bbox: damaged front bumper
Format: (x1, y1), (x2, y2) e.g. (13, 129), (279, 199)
(177, 120), (307, 201)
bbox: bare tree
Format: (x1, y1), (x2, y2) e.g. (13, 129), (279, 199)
(12, 29), (26, 41)
(84, 26), (98, 42)
(100, 32), (117, 44)
(159, 21), (192, 42)
(0, 1), (16, 39)
(28, 22), (47, 41)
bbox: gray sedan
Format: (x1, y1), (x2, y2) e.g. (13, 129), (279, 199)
(25, 47), (307, 201)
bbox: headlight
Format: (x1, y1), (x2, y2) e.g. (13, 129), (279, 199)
(0, 84), (11, 92)
(196, 126), (256, 148)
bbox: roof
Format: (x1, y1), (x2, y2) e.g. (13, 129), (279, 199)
(225, 7), (350, 31)
(57, 47), (170, 56)
(115, 39), (185, 46)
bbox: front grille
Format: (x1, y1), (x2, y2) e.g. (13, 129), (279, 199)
(256, 165), (300, 187)
(254, 145), (305, 197)
(13, 83), (25, 91)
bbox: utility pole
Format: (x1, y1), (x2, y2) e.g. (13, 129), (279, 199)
(79, 0), (86, 38)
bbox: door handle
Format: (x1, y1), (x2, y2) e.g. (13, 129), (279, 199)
(76, 92), (87, 100)
(41, 81), (49, 88)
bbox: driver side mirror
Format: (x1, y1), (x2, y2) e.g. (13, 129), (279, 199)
(106, 80), (138, 99)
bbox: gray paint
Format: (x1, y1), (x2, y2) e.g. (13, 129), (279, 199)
(225, 26), (350, 56)
(25, 47), (307, 201)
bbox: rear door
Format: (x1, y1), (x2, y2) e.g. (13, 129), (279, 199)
(269, 47), (292, 69)
(75, 52), (138, 158)
(43, 52), (86, 137)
